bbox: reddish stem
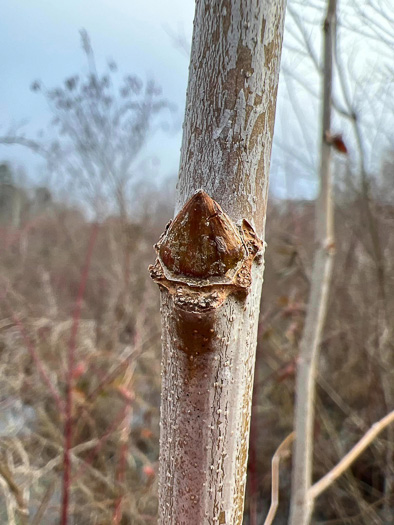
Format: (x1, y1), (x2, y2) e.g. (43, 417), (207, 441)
(60, 223), (99, 525)
(112, 419), (130, 524)
(73, 403), (130, 483)
(85, 331), (157, 406)
(11, 313), (64, 413)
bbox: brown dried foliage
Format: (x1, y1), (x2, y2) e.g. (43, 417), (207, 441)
(0, 170), (393, 523)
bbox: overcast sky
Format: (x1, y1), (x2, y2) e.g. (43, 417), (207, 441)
(2, 1), (390, 202)
(0, 1), (327, 200)
(0, 0), (195, 185)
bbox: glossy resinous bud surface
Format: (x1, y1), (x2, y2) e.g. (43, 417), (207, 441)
(159, 190), (246, 280)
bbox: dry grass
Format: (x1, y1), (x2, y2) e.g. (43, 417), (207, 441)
(0, 185), (393, 523)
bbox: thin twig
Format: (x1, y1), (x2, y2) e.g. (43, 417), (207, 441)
(309, 410), (394, 499)
(72, 403), (130, 483)
(61, 223), (99, 525)
(31, 482), (57, 525)
(112, 365), (134, 524)
(264, 432), (295, 525)
(0, 458), (28, 523)
(85, 331), (158, 405)
(11, 313), (64, 413)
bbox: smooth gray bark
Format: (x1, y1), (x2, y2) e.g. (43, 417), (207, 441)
(289, 1), (337, 524)
(149, 1), (286, 523)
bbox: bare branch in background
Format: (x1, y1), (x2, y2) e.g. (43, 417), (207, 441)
(264, 433), (294, 525)
(310, 410), (394, 500)
(289, 1), (337, 523)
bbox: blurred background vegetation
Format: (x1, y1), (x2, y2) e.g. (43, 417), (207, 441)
(0, 0), (393, 523)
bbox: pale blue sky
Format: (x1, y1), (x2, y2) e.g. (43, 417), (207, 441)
(2, 1), (387, 201)
(1, 0), (195, 184)
(1, 0), (320, 200)
(0, 1), (329, 200)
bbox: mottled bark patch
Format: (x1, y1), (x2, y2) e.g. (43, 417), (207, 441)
(222, 0), (231, 37)
(174, 307), (218, 356)
(223, 43), (253, 114)
(249, 112), (266, 153)
(260, 17), (266, 44)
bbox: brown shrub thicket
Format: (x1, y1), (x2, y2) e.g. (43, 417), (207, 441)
(0, 172), (393, 523)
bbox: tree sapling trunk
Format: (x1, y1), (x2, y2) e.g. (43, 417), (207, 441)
(149, 1), (287, 523)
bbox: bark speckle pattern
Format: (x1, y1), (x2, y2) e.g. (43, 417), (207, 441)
(176, 0), (286, 237)
(150, 191), (265, 523)
(157, 265), (264, 524)
(152, 0), (286, 522)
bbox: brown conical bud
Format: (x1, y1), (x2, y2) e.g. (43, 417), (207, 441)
(158, 190), (246, 280)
